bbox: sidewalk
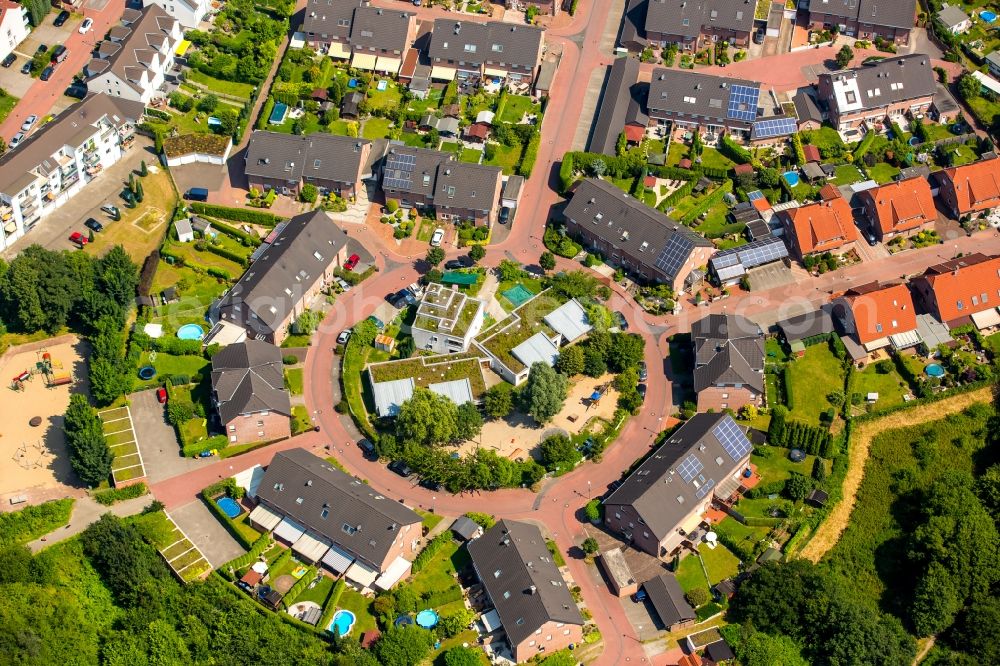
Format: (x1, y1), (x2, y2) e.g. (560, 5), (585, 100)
(27, 494), (151, 553)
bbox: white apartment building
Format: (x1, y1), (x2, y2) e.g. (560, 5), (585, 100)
(0, 94), (144, 251)
(411, 283), (485, 354)
(0, 0), (30, 63)
(144, 0), (209, 29)
(86, 6), (182, 104)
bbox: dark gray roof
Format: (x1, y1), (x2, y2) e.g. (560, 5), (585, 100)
(502, 175), (524, 200)
(563, 178), (712, 283)
(468, 520), (583, 647)
(643, 573), (695, 627)
(810, 0), (859, 20)
(618, 0), (647, 48)
(705, 640), (736, 662)
(349, 5), (413, 53)
(382, 145), (447, 197)
(603, 414), (752, 540)
(858, 0), (916, 29)
(777, 308), (835, 343)
(588, 57), (640, 156)
(89, 5), (178, 95)
(244, 131), (370, 185)
(428, 19), (544, 70)
(646, 0), (754, 37)
(821, 55), (936, 115)
(692, 314), (764, 394)
(647, 68), (760, 127)
(451, 516), (482, 540)
(302, 0), (362, 41)
(793, 89), (823, 124)
(936, 5), (970, 28)
(256, 449), (421, 568)
(216, 211), (349, 336)
(210, 340), (291, 423)
(436, 162), (502, 211)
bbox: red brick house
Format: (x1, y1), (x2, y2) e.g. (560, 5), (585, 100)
(859, 176), (937, 241)
(211, 340), (291, 445)
(780, 192), (859, 260)
(816, 55), (936, 131)
(936, 158), (1000, 219)
(806, 0), (915, 45)
(911, 253), (1000, 328)
(644, 0), (754, 51)
(244, 131), (373, 199)
(832, 281), (917, 351)
(692, 313), (765, 413)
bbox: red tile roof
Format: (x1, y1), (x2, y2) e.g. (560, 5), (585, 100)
(803, 144), (821, 163)
(677, 654), (703, 666)
(644, 175), (658, 187)
(841, 282), (917, 345)
(783, 196), (858, 256)
(751, 197), (771, 212)
(819, 183), (841, 201)
(941, 158), (1000, 215)
(733, 163), (754, 175)
(624, 125), (645, 143)
(240, 569), (264, 586)
(916, 253), (1000, 324)
(465, 123), (490, 140)
(860, 176), (937, 237)
(679, 158), (692, 169)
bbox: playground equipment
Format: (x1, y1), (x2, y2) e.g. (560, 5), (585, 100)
(12, 440), (51, 470)
(10, 369), (31, 391)
(31, 349), (73, 388)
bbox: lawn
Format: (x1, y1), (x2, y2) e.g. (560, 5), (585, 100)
(408, 537), (466, 599)
(136, 351), (210, 388)
(698, 146), (735, 171)
(361, 117), (392, 139)
(291, 405), (313, 434)
(801, 126), (847, 157)
(713, 516), (771, 558)
(440, 140), (460, 153)
(498, 94), (540, 124)
(986, 331), (1000, 355)
(666, 141), (689, 167)
(947, 143), (979, 167)
(406, 87), (444, 115)
(698, 543), (740, 584)
(459, 147), (482, 164)
(689, 201), (743, 239)
(85, 168), (176, 262)
(832, 164), (864, 185)
(784, 343), (845, 425)
(483, 142), (521, 174)
(398, 131), (429, 147)
(765, 338), (788, 364)
(918, 120), (955, 143)
(867, 162), (900, 184)
(850, 363), (910, 411)
(675, 553), (710, 595)
(366, 81), (403, 112)
(416, 509), (444, 533)
(0, 89), (19, 125)
(284, 367), (304, 395)
(335, 588), (378, 635)
(295, 573), (334, 606)
(750, 446), (818, 485)
(186, 69), (254, 99)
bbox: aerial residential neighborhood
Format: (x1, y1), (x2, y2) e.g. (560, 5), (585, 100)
(1, 0), (999, 665)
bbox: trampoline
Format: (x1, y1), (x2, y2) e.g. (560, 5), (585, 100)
(216, 497), (242, 518)
(138, 365), (156, 380)
(502, 283), (535, 307)
(789, 448), (806, 463)
(394, 615), (414, 627)
(177, 324), (205, 340)
(925, 363), (945, 378)
(329, 610), (356, 636)
(783, 171), (800, 187)
(415, 609), (439, 629)
(981, 10), (997, 23)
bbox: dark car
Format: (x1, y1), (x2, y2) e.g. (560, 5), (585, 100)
(84, 217), (103, 232)
(53, 10), (70, 26)
(631, 588), (648, 602)
(120, 188), (136, 205)
(444, 258), (468, 270)
(40, 66), (54, 81)
(2, 53), (16, 68)
(389, 289), (415, 309)
(357, 438), (376, 459)
(637, 384), (647, 402)
(65, 83), (87, 99)
(638, 361), (648, 382)
(613, 311), (629, 330)
(20, 61), (31, 75)
(388, 460), (413, 478)
(35, 45), (47, 56)
(753, 29), (765, 44)
(498, 207), (510, 224)
(418, 478), (443, 492)
(50, 45), (67, 63)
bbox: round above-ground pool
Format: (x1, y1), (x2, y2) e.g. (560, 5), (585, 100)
(329, 610), (356, 636)
(783, 171), (800, 187)
(925, 363), (945, 378)
(138, 365), (156, 380)
(415, 609), (439, 629)
(177, 323), (205, 341)
(216, 497), (242, 518)
(981, 10), (997, 23)
(909, 137), (920, 146)
(394, 615), (414, 627)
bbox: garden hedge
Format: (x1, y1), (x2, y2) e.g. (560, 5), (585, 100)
(0, 499), (75, 547)
(317, 579), (347, 630)
(282, 565), (318, 608)
(680, 180), (732, 224)
(257, 96), (275, 130)
(189, 203), (284, 227)
(202, 242), (250, 267)
(94, 482), (149, 506)
(411, 533), (452, 573)
(518, 131), (541, 178)
(223, 532), (273, 577)
(212, 219), (261, 246)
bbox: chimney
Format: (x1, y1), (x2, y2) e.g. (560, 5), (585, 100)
(529, 585), (537, 594)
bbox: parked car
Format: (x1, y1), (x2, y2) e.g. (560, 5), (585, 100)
(388, 460), (413, 478)
(335, 277), (351, 292)
(185, 187), (209, 201)
(68, 231), (88, 247)
(613, 311), (629, 330)
(638, 361), (648, 382)
(336, 329), (351, 345)
(53, 10), (70, 26)
(418, 478), (443, 492)
(631, 588), (648, 603)
(444, 258), (467, 270)
(753, 29), (765, 44)
(407, 282), (424, 298)
(366, 315), (385, 330)
(637, 383), (647, 402)
(389, 289), (415, 309)
(100, 204), (120, 217)
(50, 45), (67, 63)
(343, 253), (360, 271)
(498, 207), (510, 224)
(9, 132), (24, 149)
(40, 66), (54, 81)
(430, 228), (444, 246)
(78, 17), (93, 34)
(120, 188), (136, 205)
(35, 44), (47, 56)
(20, 61), (31, 75)
(64, 83), (87, 98)
(1, 53), (16, 68)
(21, 115), (37, 132)
(84, 218), (103, 232)
(357, 438), (376, 459)
(866, 232), (877, 246)
(156, 387), (168, 404)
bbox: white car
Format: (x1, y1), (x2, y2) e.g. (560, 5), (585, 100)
(9, 132), (24, 149)
(78, 18), (93, 34)
(337, 329), (352, 345)
(430, 228), (444, 246)
(20, 115), (37, 132)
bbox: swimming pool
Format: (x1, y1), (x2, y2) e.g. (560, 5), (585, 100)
(981, 10), (997, 23)
(177, 324), (205, 341)
(216, 497), (241, 518)
(502, 283), (535, 307)
(909, 137), (920, 146)
(925, 363), (945, 378)
(783, 170), (800, 187)
(415, 609), (439, 629)
(269, 101), (288, 125)
(329, 610), (356, 636)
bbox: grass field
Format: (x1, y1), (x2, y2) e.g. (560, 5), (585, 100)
(0, 90), (19, 125)
(698, 542), (740, 584)
(850, 363), (910, 411)
(136, 352), (210, 388)
(483, 142), (522, 174)
(186, 70), (254, 99)
(867, 162), (900, 184)
(751, 446), (819, 485)
(361, 117), (392, 140)
(675, 553), (710, 595)
(785, 343), (845, 425)
(408, 537), (468, 599)
(833, 164), (864, 185)
(801, 127), (847, 157)
(366, 82), (403, 112)
(459, 147), (482, 163)
(498, 94), (540, 124)
(84, 168), (176, 262)
(284, 367), (304, 395)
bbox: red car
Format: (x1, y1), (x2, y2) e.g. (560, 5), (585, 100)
(68, 231), (88, 247)
(156, 387), (168, 404)
(344, 253), (360, 271)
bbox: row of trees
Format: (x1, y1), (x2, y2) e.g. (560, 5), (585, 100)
(63, 394), (112, 487)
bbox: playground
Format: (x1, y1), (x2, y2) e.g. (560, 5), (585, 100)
(0, 337), (86, 499)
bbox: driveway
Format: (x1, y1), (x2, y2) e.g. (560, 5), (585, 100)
(169, 500), (246, 567)
(130, 388), (203, 484)
(747, 262), (797, 292)
(170, 161), (228, 199)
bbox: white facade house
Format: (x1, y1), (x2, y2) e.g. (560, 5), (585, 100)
(144, 0), (209, 29)
(411, 283), (485, 354)
(0, 94), (143, 252)
(0, 0), (30, 64)
(87, 6), (182, 104)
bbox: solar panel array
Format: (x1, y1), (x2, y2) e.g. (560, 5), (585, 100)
(727, 84), (760, 122)
(746, 190), (765, 201)
(383, 152), (416, 190)
(713, 417), (752, 462)
(710, 251), (741, 269)
(654, 234), (695, 279)
(677, 453), (704, 483)
(752, 117), (797, 139)
(695, 478), (716, 500)
(736, 237), (788, 269)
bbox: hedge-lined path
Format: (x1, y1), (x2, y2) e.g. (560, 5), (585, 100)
(27, 495), (149, 554)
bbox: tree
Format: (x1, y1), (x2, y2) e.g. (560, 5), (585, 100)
(584, 499), (602, 522)
(349, 318), (378, 348)
(397, 336), (415, 359)
(585, 303), (613, 331)
(583, 345), (607, 377)
(134, 180), (144, 203)
(811, 456), (826, 482)
(836, 44), (854, 68)
(784, 473), (812, 501)
(614, 366), (639, 393)
(590, 159), (607, 176)
(948, 597), (1000, 665)
(395, 388), (459, 446)
(539, 251), (556, 271)
(548, 270), (599, 300)
(607, 333), (645, 372)
(196, 94), (219, 113)
(555, 344), (584, 376)
(444, 646), (482, 666)
(426, 247), (445, 266)
(468, 244), (485, 263)
(539, 434), (581, 471)
(455, 402), (483, 442)
(166, 400), (195, 426)
(299, 183), (318, 203)
(582, 537), (599, 555)
(735, 629), (809, 666)
(63, 394), (113, 487)
(523, 363), (569, 423)
(740, 404), (759, 421)
(497, 259), (523, 282)
(958, 73), (980, 101)
(910, 561), (963, 636)
(372, 625), (434, 666)
(97, 246), (139, 310)
(483, 383), (514, 419)
(685, 587), (711, 607)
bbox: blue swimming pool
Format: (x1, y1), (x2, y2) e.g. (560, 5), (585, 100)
(177, 324), (204, 340)
(416, 609), (439, 629)
(783, 170), (800, 187)
(329, 610), (356, 636)
(925, 363), (945, 378)
(981, 10), (997, 23)
(216, 497), (241, 518)
(268, 101), (288, 125)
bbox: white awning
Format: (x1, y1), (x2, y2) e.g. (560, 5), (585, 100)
(249, 503), (282, 531)
(971, 307), (1000, 330)
(373, 556), (411, 591)
(328, 42), (351, 59)
(483, 66), (506, 78)
(431, 65), (457, 81)
(273, 516), (306, 544)
(481, 608), (502, 633)
(345, 559), (379, 587)
(375, 56), (402, 74)
(292, 532), (331, 563)
(352, 52), (377, 70)
(889, 329), (921, 349)
(321, 543), (355, 574)
(863, 337), (891, 352)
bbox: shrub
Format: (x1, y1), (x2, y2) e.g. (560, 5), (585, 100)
(412, 533), (452, 573)
(189, 203), (283, 226)
(464, 512), (496, 529)
(94, 483), (149, 506)
(582, 537), (599, 555)
(282, 355), (298, 365)
(584, 499), (602, 522)
(685, 587), (711, 607)
(0, 499), (75, 547)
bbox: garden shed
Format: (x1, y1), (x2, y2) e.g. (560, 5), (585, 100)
(451, 516), (484, 541)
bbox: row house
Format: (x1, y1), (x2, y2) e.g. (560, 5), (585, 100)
(859, 175), (938, 242)
(691, 313), (765, 413)
(0, 0), (30, 63)
(935, 157), (1000, 220)
(646, 68), (760, 137)
(210, 341), (292, 445)
(86, 6), (183, 104)
(779, 188), (859, 260)
(0, 94), (142, 252)
(644, 0), (754, 51)
(303, 0), (415, 74)
(146, 0), (210, 29)
(243, 131), (373, 199)
(807, 0), (915, 45)
(427, 19), (545, 84)
(912, 253), (1000, 329)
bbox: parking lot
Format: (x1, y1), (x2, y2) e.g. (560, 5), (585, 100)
(130, 388), (203, 484)
(0, 12), (86, 101)
(746, 261), (798, 291)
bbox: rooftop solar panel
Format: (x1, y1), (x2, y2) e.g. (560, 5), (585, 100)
(713, 418), (752, 462)
(747, 190), (764, 201)
(677, 453), (704, 483)
(727, 84), (760, 122)
(654, 234), (696, 279)
(752, 117), (797, 139)
(695, 478), (716, 500)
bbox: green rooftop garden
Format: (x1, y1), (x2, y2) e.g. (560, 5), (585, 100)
(367, 353), (487, 397)
(475, 290), (563, 374)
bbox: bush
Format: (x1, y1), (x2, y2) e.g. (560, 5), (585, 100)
(411, 533), (452, 573)
(685, 587), (711, 607)
(299, 183), (318, 203)
(0, 499), (75, 547)
(189, 203), (283, 226)
(94, 483), (148, 506)
(584, 499), (602, 522)
(582, 537), (599, 555)
(464, 512), (496, 529)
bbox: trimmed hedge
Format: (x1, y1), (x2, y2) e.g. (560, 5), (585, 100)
(317, 579), (347, 630)
(518, 131), (540, 178)
(182, 434), (228, 458)
(852, 130), (877, 160)
(223, 532), (273, 577)
(153, 337), (203, 356)
(719, 135), (753, 164)
(782, 365), (795, 410)
(421, 586), (464, 608)
(202, 242), (250, 267)
(559, 154), (575, 193)
(680, 180), (732, 223)
(94, 482), (149, 506)
(282, 565), (318, 608)
(411, 533), (452, 573)
(257, 96), (275, 130)
(660, 179), (695, 209)
(212, 219), (262, 246)
(189, 203), (284, 227)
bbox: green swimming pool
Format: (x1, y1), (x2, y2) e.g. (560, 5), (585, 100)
(502, 283), (535, 307)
